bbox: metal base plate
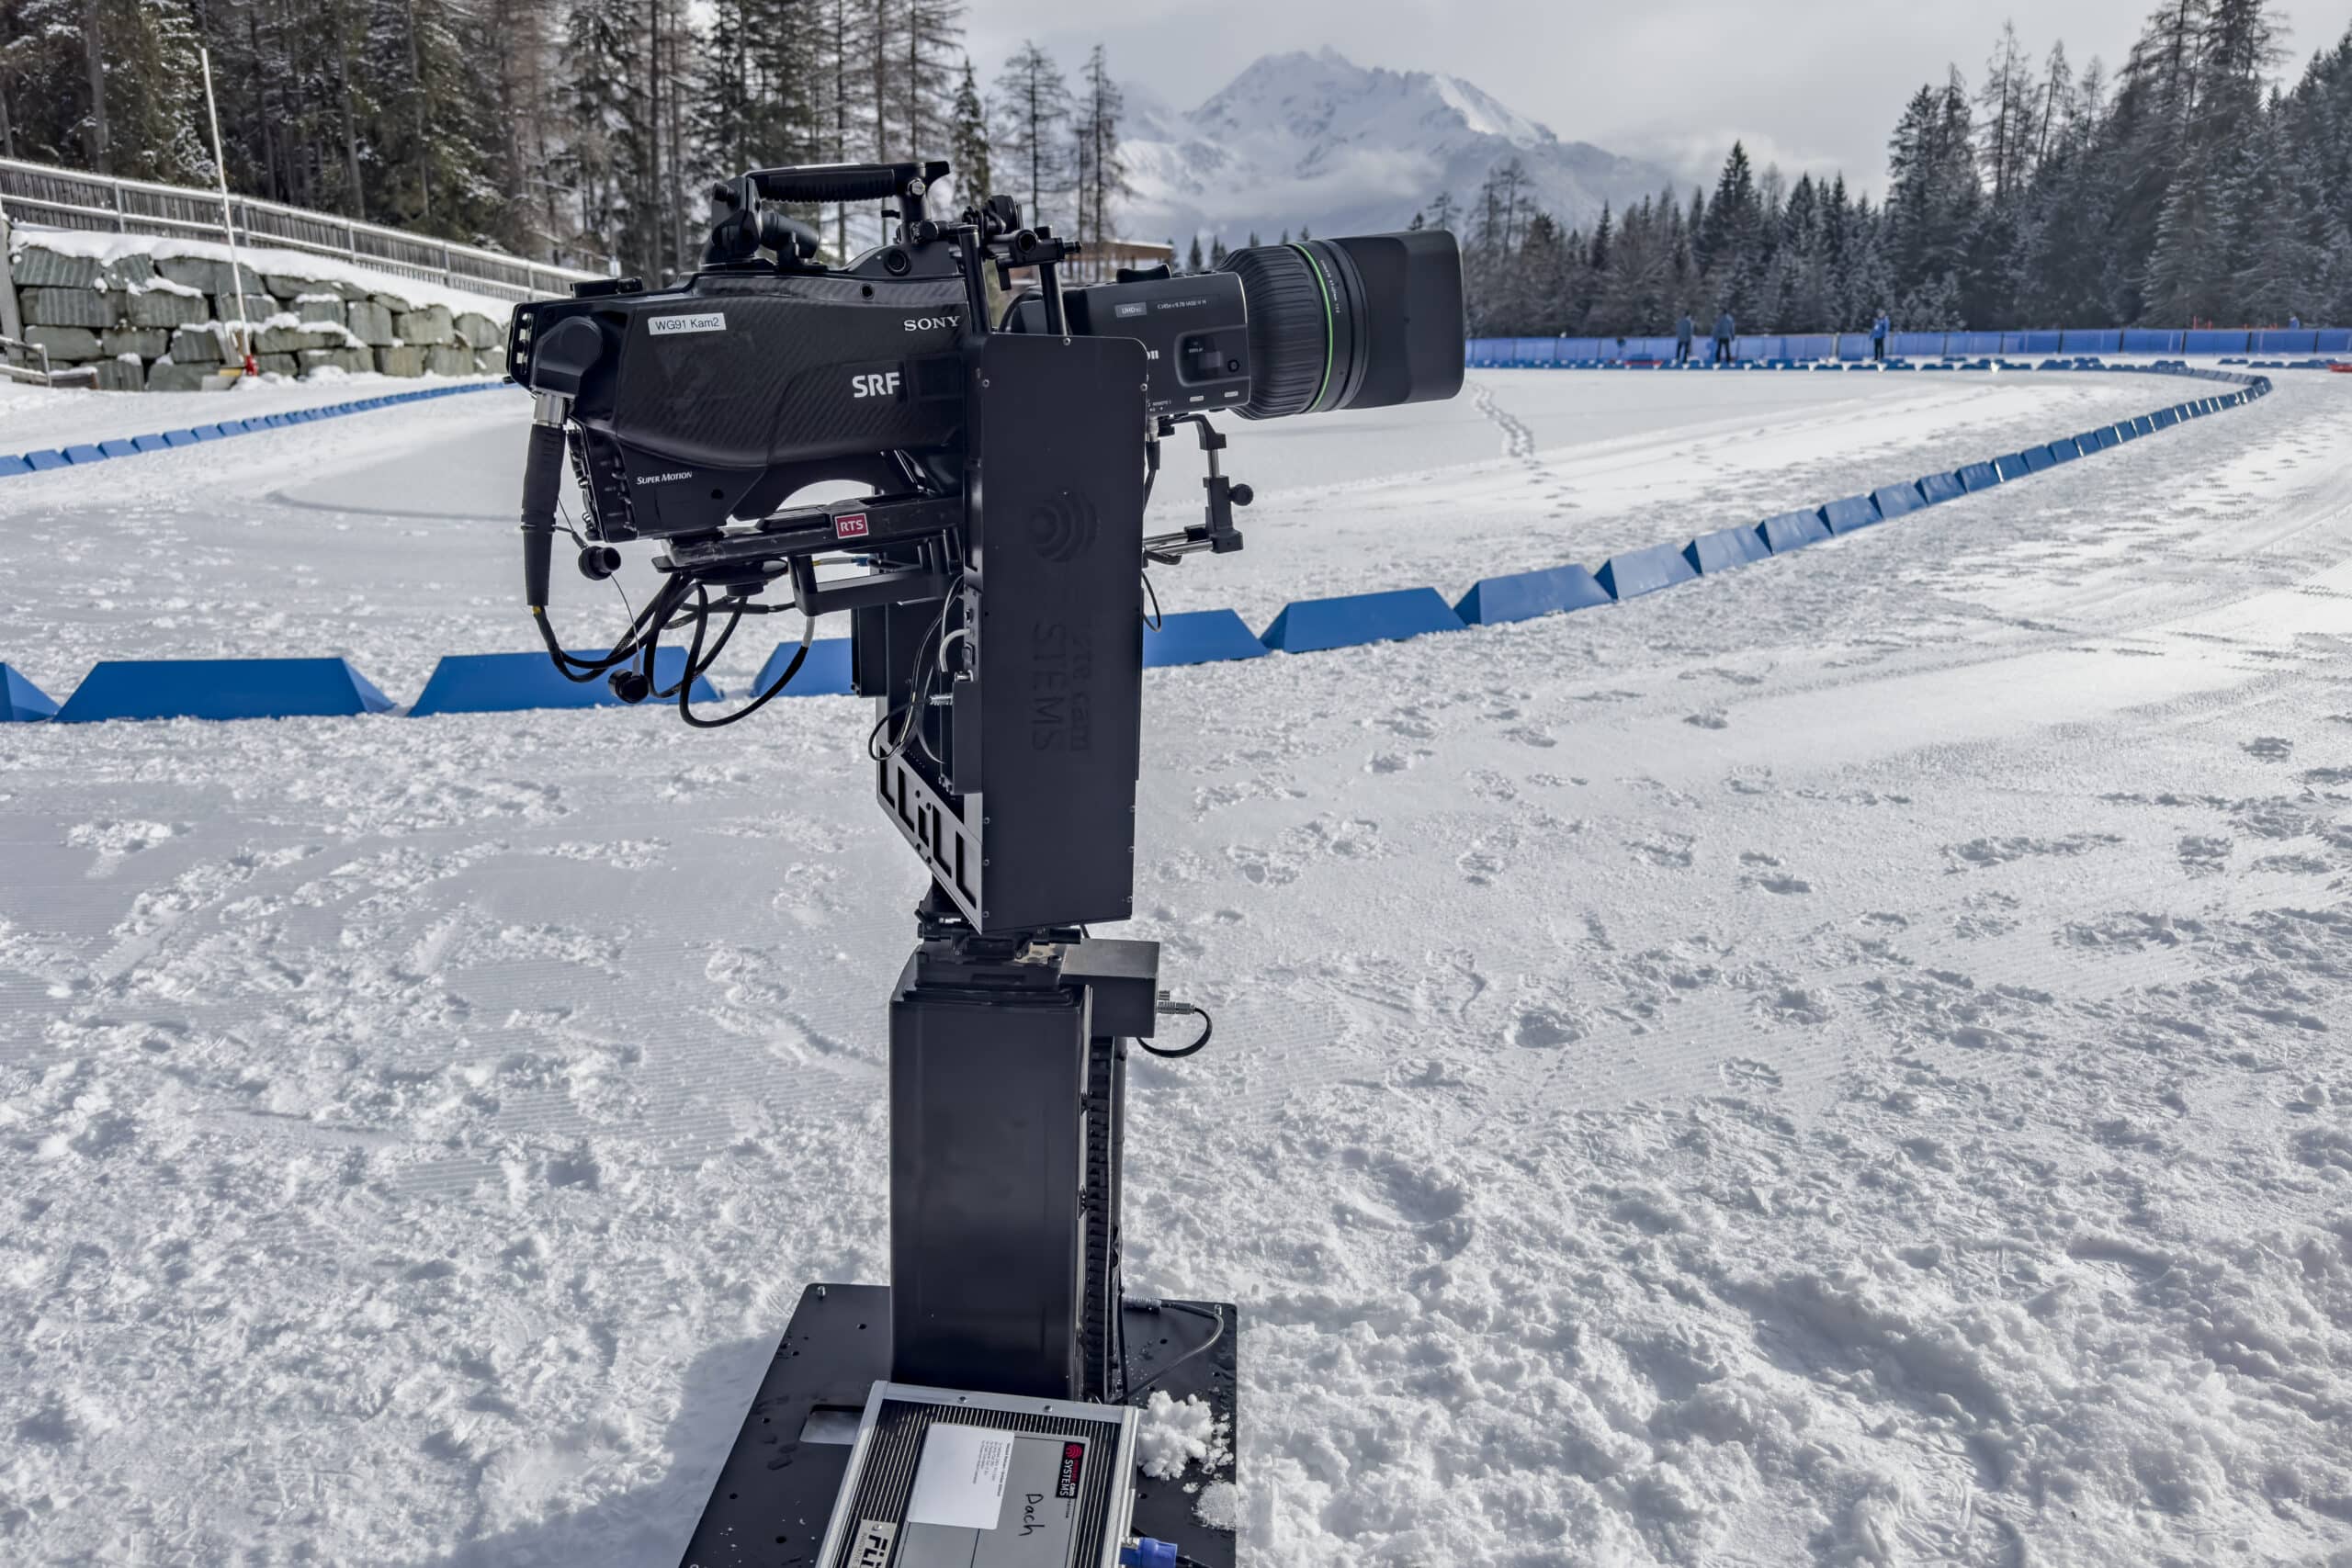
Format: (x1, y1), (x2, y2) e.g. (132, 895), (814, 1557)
(679, 1283), (1239, 1568)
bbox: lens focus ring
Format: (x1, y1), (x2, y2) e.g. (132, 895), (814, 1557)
(1220, 244), (1329, 420)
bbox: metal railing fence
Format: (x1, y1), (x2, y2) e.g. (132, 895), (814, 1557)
(0, 156), (594, 303)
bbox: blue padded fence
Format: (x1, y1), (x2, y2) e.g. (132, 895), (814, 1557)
(1146, 610), (1270, 666)
(2, 661), (59, 721)
(0, 382), (509, 480)
(1597, 542), (1699, 600)
(754, 638), (855, 694)
(1820, 494), (1881, 534)
(3, 362), (2276, 724)
(411, 647), (723, 716)
(1464, 328), (2343, 368)
(1683, 525), (1772, 576)
(1261, 587), (1464, 652)
(56, 658), (392, 723)
(1758, 508), (1832, 553)
(1454, 563), (1611, 625)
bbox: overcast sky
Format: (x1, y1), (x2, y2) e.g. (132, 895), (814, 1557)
(965, 0), (2352, 190)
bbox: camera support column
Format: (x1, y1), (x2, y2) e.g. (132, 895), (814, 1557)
(676, 915), (1241, 1568)
(888, 907), (1160, 1403)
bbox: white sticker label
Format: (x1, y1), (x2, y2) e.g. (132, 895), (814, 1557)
(851, 1518), (898, 1568)
(648, 311), (726, 336)
(905, 1424), (1013, 1530)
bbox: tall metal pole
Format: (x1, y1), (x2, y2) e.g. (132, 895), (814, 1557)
(198, 48), (255, 372)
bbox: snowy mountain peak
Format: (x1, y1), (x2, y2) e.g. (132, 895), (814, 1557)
(1121, 50), (1667, 247)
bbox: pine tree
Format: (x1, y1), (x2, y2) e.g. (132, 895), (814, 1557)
(946, 54), (989, 208)
(901, 0), (959, 161)
(993, 39), (1069, 232)
(1075, 44), (1127, 264)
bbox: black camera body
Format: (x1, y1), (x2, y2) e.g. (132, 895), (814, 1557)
(508, 159), (1462, 935)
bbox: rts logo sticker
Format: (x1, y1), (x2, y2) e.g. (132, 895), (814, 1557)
(834, 513), (871, 540)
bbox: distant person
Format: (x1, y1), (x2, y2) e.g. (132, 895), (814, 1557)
(1713, 309), (1736, 366)
(2290, 314), (2302, 331)
(1676, 312), (1695, 365)
(1872, 309), (1891, 361)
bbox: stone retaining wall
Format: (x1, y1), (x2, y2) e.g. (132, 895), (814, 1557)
(5, 236), (507, 390)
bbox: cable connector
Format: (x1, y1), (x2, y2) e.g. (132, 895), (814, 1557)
(1120, 1539), (1179, 1568)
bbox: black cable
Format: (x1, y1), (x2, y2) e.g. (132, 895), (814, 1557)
(1142, 570), (1163, 632)
(1124, 1302), (1225, 1400)
(679, 613), (818, 728)
(1138, 1004), (1212, 1059)
(871, 576), (962, 763)
(532, 573), (689, 684)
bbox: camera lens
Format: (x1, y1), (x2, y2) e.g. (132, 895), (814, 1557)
(1217, 241), (1368, 419)
(1217, 232), (1464, 421)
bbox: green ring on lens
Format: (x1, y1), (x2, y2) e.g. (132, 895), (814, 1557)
(1290, 242), (1335, 412)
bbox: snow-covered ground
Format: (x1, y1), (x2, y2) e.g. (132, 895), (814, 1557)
(3, 366), (2351, 1566)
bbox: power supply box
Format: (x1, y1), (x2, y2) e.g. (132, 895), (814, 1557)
(818, 1382), (1141, 1568)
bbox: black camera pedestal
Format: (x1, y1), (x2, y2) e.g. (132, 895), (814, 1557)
(676, 924), (1242, 1568)
(677, 1287), (1239, 1568)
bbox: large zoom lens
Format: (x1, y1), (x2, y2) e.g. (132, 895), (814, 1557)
(1217, 231), (1464, 419)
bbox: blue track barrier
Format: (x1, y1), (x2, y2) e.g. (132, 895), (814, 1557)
(1682, 525), (1772, 576)
(1758, 508), (1832, 553)
(29, 359), (2278, 726)
(1820, 494), (1881, 534)
(1261, 587), (1464, 652)
(2, 383), (506, 480)
(1454, 564), (1611, 625)
(2046, 438), (2081, 464)
(1465, 329), (2342, 370)
(1597, 542), (1700, 599)
(1871, 483), (1924, 520)
(2182, 329), (2249, 355)
(2, 660), (59, 721)
(1143, 609), (1271, 666)
(754, 637), (855, 694)
(58, 657), (392, 723)
(409, 647), (723, 716)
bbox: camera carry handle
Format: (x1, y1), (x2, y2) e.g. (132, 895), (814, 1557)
(747, 159), (947, 220)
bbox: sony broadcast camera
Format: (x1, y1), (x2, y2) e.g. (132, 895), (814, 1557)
(506, 162), (1465, 1568)
(506, 158), (1461, 935)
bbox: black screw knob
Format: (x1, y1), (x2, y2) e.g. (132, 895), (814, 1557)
(609, 669), (651, 704)
(1229, 483), (1254, 507)
(578, 545), (622, 581)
